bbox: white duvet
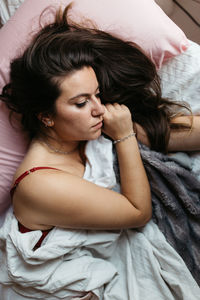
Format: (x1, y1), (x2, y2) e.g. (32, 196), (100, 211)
(0, 136), (199, 300)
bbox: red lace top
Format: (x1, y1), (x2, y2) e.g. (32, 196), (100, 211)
(10, 167), (59, 248)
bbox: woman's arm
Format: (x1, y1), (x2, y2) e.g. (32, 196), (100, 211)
(136, 116), (200, 152)
(13, 104), (151, 230)
(13, 104), (151, 229)
(168, 116), (200, 151)
(103, 103), (151, 224)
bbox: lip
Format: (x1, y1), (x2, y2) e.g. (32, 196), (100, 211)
(92, 121), (103, 129)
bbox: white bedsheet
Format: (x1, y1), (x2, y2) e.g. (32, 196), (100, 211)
(0, 136), (199, 300)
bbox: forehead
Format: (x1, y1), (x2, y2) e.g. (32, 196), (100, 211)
(58, 67), (98, 100)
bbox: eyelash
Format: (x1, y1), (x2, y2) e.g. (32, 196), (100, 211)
(76, 101), (88, 108)
(76, 93), (101, 108)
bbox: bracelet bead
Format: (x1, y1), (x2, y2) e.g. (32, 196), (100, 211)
(113, 132), (136, 144)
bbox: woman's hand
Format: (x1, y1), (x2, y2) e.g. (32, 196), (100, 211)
(14, 103), (151, 231)
(102, 103), (134, 140)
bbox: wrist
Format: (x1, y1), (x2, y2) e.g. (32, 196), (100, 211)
(113, 132), (136, 144)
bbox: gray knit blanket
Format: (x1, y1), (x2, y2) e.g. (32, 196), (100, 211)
(115, 144), (200, 285)
(140, 144), (200, 286)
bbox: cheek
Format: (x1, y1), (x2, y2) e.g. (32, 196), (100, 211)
(71, 110), (91, 123)
(55, 105), (91, 129)
(62, 113), (89, 130)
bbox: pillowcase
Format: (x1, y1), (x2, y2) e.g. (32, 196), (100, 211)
(0, 0), (189, 214)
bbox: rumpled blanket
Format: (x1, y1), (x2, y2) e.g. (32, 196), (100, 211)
(139, 144), (200, 286)
(114, 142), (200, 286)
(0, 136), (199, 300)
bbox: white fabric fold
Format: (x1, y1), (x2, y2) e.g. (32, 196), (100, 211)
(0, 136), (199, 299)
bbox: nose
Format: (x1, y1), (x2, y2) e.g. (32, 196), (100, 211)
(91, 96), (105, 116)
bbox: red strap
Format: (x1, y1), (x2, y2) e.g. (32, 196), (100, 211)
(18, 222), (52, 249)
(10, 167), (59, 198)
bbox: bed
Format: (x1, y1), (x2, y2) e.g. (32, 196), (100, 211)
(0, 0), (199, 299)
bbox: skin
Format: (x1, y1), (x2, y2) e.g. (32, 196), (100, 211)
(13, 66), (152, 231)
(169, 116), (200, 151)
(40, 67), (105, 152)
(136, 115), (200, 152)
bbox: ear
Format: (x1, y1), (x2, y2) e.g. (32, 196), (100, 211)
(37, 113), (54, 127)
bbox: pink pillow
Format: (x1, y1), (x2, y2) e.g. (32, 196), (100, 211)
(0, 0), (189, 213)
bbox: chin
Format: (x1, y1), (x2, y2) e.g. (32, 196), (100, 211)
(89, 131), (102, 140)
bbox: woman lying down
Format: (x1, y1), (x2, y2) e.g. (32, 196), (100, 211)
(0, 6), (199, 300)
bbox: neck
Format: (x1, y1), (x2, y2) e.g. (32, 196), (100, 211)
(39, 138), (80, 156)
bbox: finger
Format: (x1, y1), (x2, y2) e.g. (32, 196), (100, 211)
(105, 103), (122, 112)
(113, 103), (121, 109)
(104, 103), (116, 112)
(120, 104), (128, 110)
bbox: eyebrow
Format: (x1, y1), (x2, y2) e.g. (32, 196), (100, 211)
(68, 86), (99, 102)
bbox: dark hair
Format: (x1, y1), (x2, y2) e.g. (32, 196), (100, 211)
(89, 30), (190, 152)
(0, 5), (190, 152)
(1, 6), (101, 140)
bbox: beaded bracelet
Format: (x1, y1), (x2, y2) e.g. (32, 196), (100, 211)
(113, 132), (136, 144)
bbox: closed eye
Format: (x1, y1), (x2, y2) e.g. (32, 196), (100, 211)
(75, 99), (90, 108)
(75, 92), (101, 108)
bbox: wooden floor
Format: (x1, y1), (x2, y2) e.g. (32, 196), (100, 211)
(172, 0), (200, 44)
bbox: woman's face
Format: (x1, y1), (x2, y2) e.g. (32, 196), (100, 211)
(51, 66), (105, 142)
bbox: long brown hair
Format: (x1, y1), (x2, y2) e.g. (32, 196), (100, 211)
(0, 5), (190, 152)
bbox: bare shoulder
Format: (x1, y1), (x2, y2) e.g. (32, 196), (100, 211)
(13, 168), (111, 226)
(13, 168), (70, 229)
(13, 167), (150, 230)
(14, 168), (79, 203)
(15, 168), (111, 212)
